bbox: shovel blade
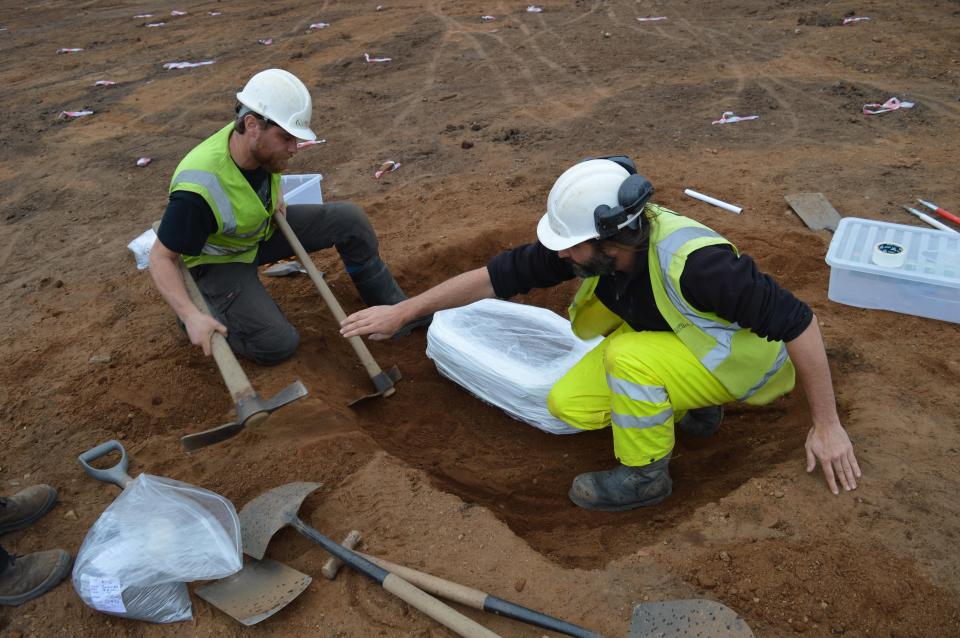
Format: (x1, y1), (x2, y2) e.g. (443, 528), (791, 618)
(196, 557), (311, 626)
(629, 599), (754, 638)
(240, 481), (323, 559)
(347, 365), (402, 407)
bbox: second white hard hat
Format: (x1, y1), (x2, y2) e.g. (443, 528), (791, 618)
(537, 159), (632, 251)
(236, 68), (316, 141)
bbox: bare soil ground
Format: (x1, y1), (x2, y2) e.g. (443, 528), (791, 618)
(1, 1), (959, 636)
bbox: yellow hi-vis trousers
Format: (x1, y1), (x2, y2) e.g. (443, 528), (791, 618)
(547, 324), (738, 467)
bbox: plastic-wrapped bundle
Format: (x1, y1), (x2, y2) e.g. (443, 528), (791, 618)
(72, 475), (242, 623)
(426, 298), (602, 434)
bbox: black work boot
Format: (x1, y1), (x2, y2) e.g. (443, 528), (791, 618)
(349, 258), (432, 336)
(0, 549), (72, 606)
(568, 456), (672, 512)
(0, 485), (58, 535)
(677, 405), (724, 437)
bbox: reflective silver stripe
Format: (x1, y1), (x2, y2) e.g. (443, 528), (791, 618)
(200, 243), (250, 256)
(172, 169), (237, 235)
(232, 217), (270, 239)
(655, 226), (735, 372)
(738, 342), (789, 400)
(612, 407), (674, 430)
(607, 374), (668, 404)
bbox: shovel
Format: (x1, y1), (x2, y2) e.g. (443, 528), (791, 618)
(327, 544), (752, 638)
(273, 213), (400, 406)
(77, 440), (313, 625)
(240, 482), (501, 638)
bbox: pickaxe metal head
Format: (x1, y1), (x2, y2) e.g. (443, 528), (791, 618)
(180, 380), (308, 451)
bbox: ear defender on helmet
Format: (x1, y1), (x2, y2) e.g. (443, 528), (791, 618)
(593, 173), (655, 240)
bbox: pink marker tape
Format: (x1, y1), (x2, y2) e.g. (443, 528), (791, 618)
(712, 111), (760, 125)
(57, 48), (83, 54)
(364, 52), (391, 63)
(163, 60), (215, 69)
(58, 110), (94, 119)
(862, 97), (914, 115)
(296, 139), (326, 149)
(309, 22), (330, 29)
(136, 157), (152, 167)
(374, 160), (401, 179)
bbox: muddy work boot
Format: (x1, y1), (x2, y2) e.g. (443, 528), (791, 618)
(0, 485), (58, 535)
(349, 258), (432, 337)
(677, 405), (724, 437)
(569, 456), (672, 512)
(0, 549), (72, 606)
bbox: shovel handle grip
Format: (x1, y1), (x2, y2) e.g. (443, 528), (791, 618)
(78, 440), (133, 489)
(272, 213), (394, 390)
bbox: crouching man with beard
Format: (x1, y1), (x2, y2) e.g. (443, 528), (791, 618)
(341, 157), (860, 512)
(150, 68), (427, 365)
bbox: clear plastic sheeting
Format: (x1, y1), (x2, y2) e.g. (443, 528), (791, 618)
(426, 298), (602, 434)
(72, 474), (242, 623)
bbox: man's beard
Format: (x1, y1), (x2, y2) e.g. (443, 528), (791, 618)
(251, 143), (289, 174)
(569, 249), (617, 278)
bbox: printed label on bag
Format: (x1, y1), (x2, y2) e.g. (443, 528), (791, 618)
(83, 575), (127, 613)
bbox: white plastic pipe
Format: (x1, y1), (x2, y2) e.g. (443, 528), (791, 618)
(904, 206), (959, 234)
(684, 188), (742, 214)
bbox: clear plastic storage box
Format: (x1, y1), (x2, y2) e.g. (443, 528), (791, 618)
(825, 217), (960, 323)
(280, 174), (324, 206)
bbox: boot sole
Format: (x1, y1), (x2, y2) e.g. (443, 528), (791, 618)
(0, 488), (58, 535)
(568, 488), (672, 512)
(0, 550), (72, 607)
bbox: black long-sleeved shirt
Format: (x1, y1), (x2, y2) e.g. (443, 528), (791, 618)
(486, 240), (812, 343)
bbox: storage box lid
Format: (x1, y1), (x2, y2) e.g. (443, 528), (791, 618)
(825, 217), (960, 289)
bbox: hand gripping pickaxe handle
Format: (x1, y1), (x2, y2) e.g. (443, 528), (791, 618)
(173, 253), (307, 451)
(272, 213), (399, 404)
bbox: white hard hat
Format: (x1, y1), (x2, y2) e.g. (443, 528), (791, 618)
(537, 159), (632, 251)
(236, 68), (316, 141)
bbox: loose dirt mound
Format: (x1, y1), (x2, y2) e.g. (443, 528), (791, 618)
(1, 1), (959, 636)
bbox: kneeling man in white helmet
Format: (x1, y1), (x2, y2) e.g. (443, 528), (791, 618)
(150, 69), (428, 364)
(340, 156), (861, 511)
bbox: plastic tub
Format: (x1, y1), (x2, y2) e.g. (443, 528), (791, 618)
(280, 174), (324, 206)
(825, 217), (960, 323)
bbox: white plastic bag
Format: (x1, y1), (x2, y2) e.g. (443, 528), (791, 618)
(426, 299), (603, 434)
(72, 474), (242, 623)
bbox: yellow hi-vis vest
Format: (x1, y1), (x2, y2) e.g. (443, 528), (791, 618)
(568, 205), (795, 405)
(169, 122), (280, 268)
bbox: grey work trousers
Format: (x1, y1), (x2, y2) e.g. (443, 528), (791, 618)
(189, 202), (378, 365)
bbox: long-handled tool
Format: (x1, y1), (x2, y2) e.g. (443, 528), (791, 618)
(157, 231), (307, 449)
(239, 482), (500, 637)
(321, 530), (753, 638)
(917, 199), (960, 226)
(272, 213), (400, 406)
(78, 441), (312, 625)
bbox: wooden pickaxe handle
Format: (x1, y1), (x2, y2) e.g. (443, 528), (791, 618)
(151, 220), (257, 405)
(272, 212), (395, 397)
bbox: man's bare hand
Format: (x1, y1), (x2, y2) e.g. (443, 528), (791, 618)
(805, 422), (861, 494)
(183, 313), (228, 356)
(340, 305), (408, 341)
